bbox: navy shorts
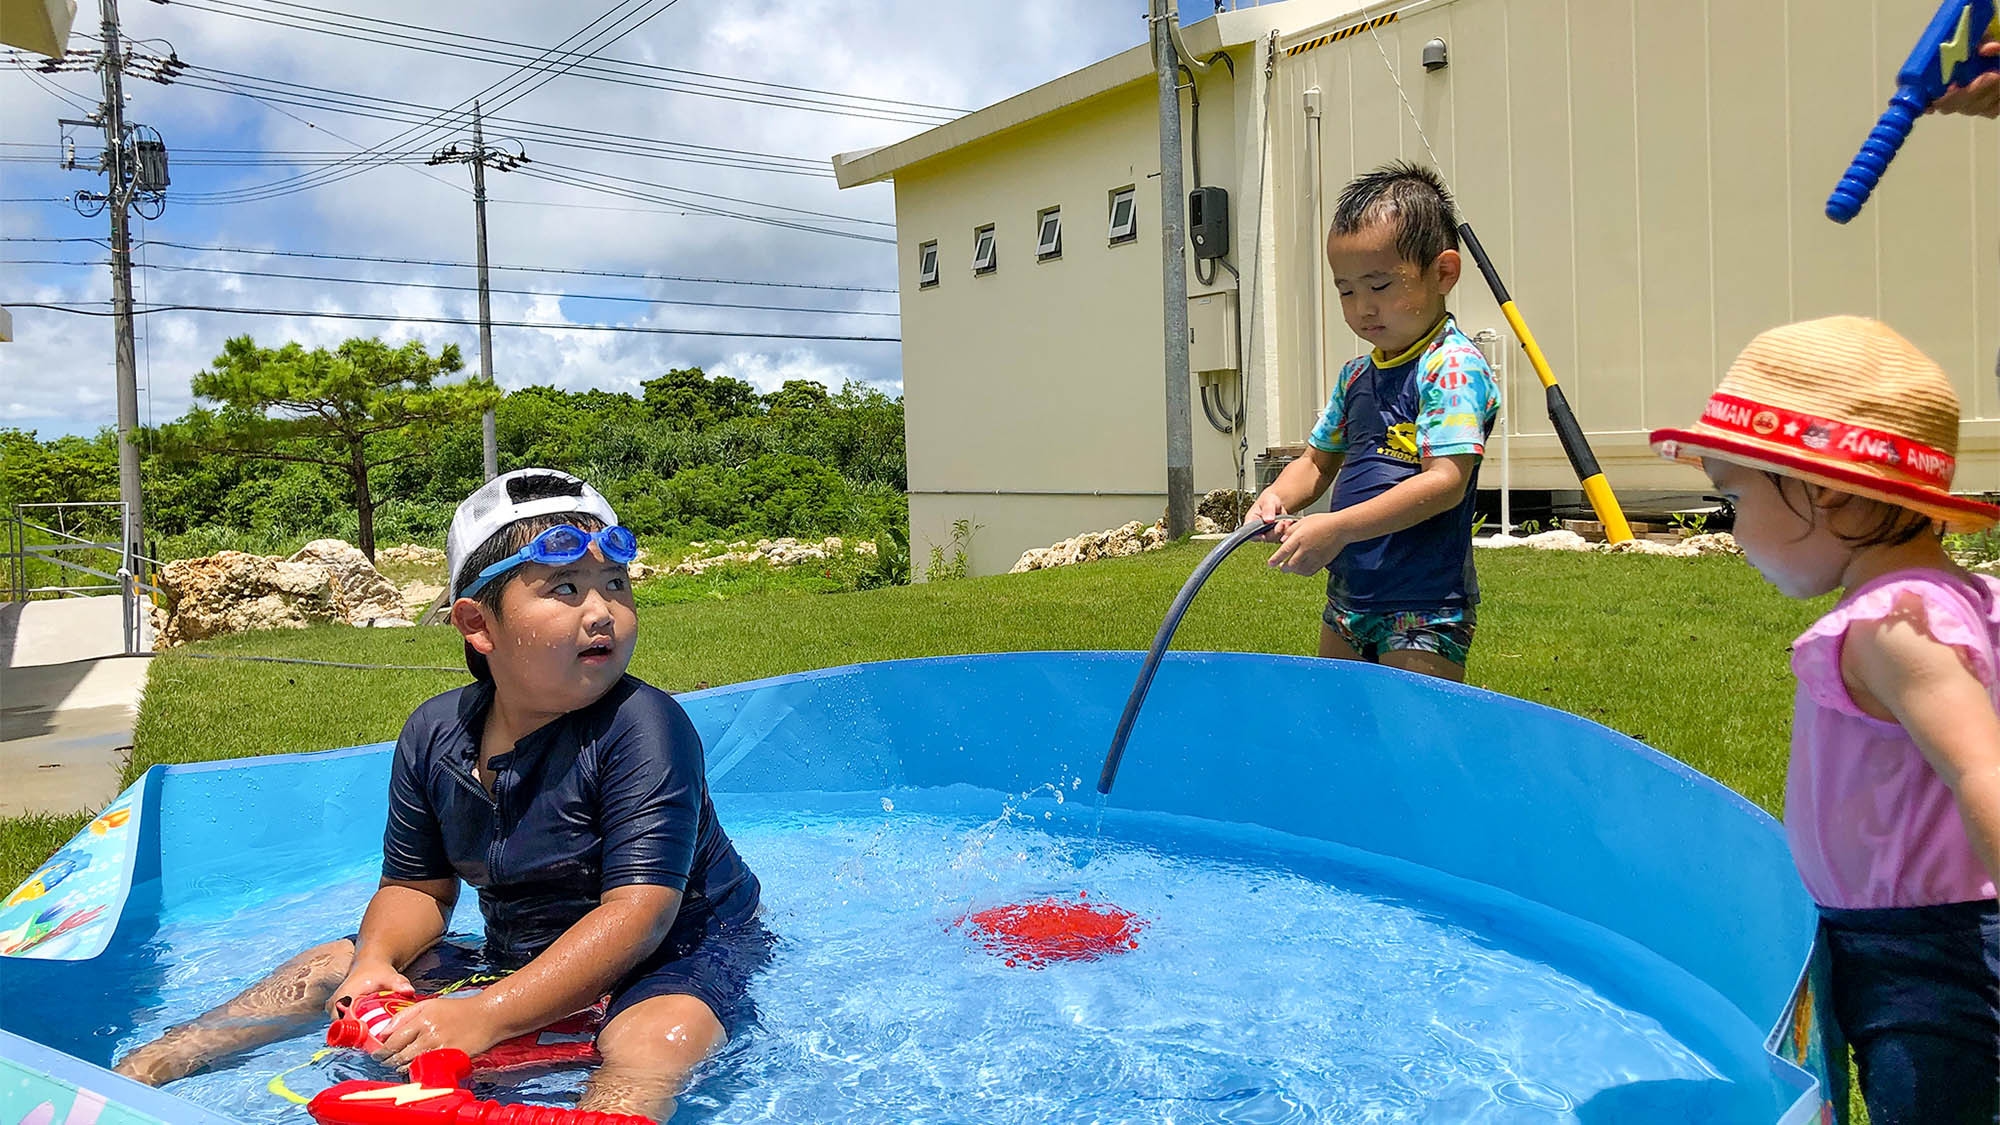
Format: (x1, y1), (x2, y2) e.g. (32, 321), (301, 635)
(1821, 900), (2000, 1125)
(351, 912), (775, 1040)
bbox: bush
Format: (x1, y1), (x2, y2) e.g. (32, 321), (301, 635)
(1, 363), (909, 563)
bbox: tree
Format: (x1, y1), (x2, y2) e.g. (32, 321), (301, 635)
(762, 379), (830, 416)
(151, 336), (497, 559)
(641, 366), (760, 429)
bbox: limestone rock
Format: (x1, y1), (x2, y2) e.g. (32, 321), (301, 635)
(156, 551), (339, 647)
(1474, 534), (1530, 549)
(1607, 538), (1698, 558)
(1522, 530), (1594, 552)
(655, 536), (871, 579)
(377, 543), (445, 567)
(1196, 489), (1253, 525)
(1009, 519), (1174, 573)
(1680, 533), (1742, 557)
(288, 539), (408, 625)
(400, 581), (446, 620)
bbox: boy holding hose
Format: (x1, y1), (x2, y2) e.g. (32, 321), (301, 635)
(1247, 162), (1499, 683)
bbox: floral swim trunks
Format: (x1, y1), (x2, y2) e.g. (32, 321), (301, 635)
(1322, 600), (1476, 666)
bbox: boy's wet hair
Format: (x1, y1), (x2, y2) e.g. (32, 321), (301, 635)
(455, 472), (610, 680)
(1331, 160), (1460, 267)
(1767, 473), (1936, 549)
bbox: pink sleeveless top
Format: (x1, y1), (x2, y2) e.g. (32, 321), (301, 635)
(1786, 568), (2000, 910)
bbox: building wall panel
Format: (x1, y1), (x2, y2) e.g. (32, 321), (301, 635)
(1272, 0), (1997, 494)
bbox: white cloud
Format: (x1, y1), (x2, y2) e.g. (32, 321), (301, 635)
(707, 347), (882, 395)
(2, 1), (1135, 436)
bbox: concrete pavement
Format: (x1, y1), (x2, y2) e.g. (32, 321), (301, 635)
(0, 597), (152, 817)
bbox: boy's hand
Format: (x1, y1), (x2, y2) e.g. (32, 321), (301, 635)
(328, 958), (415, 1018)
(1931, 38), (2000, 117)
(374, 994), (506, 1070)
(1244, 490), (1288, 540)
(1267, 513), (1349, 575)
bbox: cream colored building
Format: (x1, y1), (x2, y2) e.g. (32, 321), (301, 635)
(837, 0), (2000, 576)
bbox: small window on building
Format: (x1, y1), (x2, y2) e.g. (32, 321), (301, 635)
(972, 224), (997, 275)
(1108, 186), (1138, 244)
(1036, 207), (1062, 260)
(918, 240), (939, 288)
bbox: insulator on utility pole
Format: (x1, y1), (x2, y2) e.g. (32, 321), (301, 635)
(430, 100), (527, 483)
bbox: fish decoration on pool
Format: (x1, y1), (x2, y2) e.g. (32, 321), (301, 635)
(0, 903), (109, 956)
(4, 851), (90, 908)
(2, 787), (138, 961)
(958, 891), (1147, 968)
(308, 1048), (655, 1125)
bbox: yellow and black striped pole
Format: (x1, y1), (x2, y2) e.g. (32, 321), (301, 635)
(1457, 222), (1633, 545)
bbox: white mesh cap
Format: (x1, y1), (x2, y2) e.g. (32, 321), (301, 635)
(445, 469), (620, 599)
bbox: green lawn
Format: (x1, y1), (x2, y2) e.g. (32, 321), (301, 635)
(101, 540), (1819, 829)
(9, 543), (1827, 882)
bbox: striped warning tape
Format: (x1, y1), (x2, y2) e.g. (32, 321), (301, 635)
(1285, 11), (1399, 57)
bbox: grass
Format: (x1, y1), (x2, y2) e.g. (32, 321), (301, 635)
(103, 543), (1821, 802)
(10, 544), (1826, 883)
(1, 811), (93, 894)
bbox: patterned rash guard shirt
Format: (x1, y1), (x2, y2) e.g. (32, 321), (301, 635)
(1308, 315), (1500, 612)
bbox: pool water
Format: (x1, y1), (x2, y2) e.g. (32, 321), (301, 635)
(115, 783), (1779, 1123)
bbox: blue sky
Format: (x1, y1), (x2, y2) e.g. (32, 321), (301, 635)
(1, 1), (1152, 437)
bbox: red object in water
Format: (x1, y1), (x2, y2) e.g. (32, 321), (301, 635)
(328, 991), (602, 1074)
(307, 1050), (654, 1125)
(960, 891), (1146, 968)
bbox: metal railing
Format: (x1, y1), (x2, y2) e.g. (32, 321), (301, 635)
(4, 501), (162, 655)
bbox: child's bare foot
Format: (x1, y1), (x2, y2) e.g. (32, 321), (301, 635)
(113, 1040), (198, 1087)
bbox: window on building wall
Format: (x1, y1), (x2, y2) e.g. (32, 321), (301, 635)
(972, 224), (997, 275)
(1108, 186), (1138, 244)
(918, 240), (939, 288)
(1036, 207), (1062, 261)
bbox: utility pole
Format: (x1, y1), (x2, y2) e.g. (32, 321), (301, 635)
(430, 101), (527, 482)
(1150, 0), (1195, 539)
(46, 1), (174, 579)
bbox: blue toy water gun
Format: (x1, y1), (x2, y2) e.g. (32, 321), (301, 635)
(1826, 0), (1999, 222)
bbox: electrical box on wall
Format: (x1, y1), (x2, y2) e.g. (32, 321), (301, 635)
(1188, 186), (1229, 261)
(1188, 291), (1240, 374)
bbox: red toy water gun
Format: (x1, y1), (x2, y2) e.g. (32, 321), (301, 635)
(328, 991), (602, 1074)
(1826, 0), (1999, 222)
(307, 1049), (653, 1125)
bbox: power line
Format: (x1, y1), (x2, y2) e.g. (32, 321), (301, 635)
(0, 235), (900, 293)
(5, 300), (901, 342)
(1, 257), (903, 317)
(17, 66), (100, 113)
(525, 157), (887, 226)
(171, 71), (832, 172)
(157, 66), (834, 179)
(252, 0), (967, 114)
(156, 0), (965, 123)
(160, 0), (683, 205)
(512, 163), (895, 244)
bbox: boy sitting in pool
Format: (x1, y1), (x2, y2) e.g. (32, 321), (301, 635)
(115, 469), (766, 1120)
(1246, 161), (1499, 682)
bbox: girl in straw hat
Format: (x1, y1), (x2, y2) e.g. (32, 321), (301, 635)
(1653, 315), (2000, 1124)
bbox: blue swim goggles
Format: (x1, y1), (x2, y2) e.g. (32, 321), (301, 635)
(463, 524), (640, 597)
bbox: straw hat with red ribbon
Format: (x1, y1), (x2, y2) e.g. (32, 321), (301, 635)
(1650, 316), (1999, 533)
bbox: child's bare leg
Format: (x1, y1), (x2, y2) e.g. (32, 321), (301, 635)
(114, 938), (355, 1086)
(581, 994), (725, 1121)
(1318, 624), (1364, 661)
(1380, 648), (1467, 683)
